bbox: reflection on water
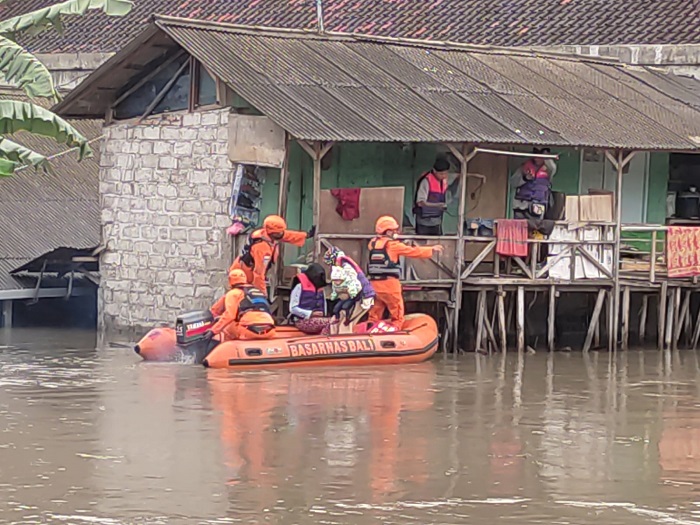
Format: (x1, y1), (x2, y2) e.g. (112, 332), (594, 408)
(1, 328), (700, 524)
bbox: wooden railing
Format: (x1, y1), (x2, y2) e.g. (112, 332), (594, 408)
(619, 225), (667, 284)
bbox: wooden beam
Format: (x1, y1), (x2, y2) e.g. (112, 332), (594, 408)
(497, 286), (507, 353)
(608, 149), (636, 351)
(140, 56), (191, 121)
(621, 285), (630, 350)
(583, 289), (606, 353)
(639, 294), (649, 344)
(548, 286), (556, 352)
(111, 49), (186, 108)
(461, 240), (495, 279)
(516, 286), (525, 352)
(658, 281), (668, 350)
(312, 141), (322, 258)
(275, 132), (291, 289)
(475, 290), (486, 353)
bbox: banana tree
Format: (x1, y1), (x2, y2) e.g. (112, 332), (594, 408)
(0, 0), (133, 176)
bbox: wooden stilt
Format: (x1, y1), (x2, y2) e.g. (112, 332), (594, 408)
(607, 290), (615, 352)
(664, 287), (676, 350)
(482, 306), (499, 354)
(673, 287), (681, 351)
(621, 286), (630, 351)
(639, 294), (649, 344)
(516, 286), (525, 353)
(675, 290), (691, 348)
(475, 290), (486, 353)
(684, 292), (693, 347)
(658, 281), (668, 350)
(548, 286), (556, 352)
(583, 289), (606, 353)
(497, 286), (507, 353)
(691, 302), (700, 350)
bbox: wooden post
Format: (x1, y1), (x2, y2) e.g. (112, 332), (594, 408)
(691, 303), (700, 350)
(1, 300), (11, 328)
(672, 287), (682, 351)
(664, 287), (676, 350)
(449, 143), (477, 353)
(497, 286), (507, 353)
(658, 281), (668, 350)
(583, 289), (606, 353)
(516, 286), (525, 352)
(650, 230), (657, 283)
(475, 290), (486, 353)
(548, 286), (556, 352)
(621, 286), (630, 350)
(675, 290), (691, 348)
(275, 134), (291, 288)
(312, 141), (322, 257)
(639, 294), (649, 344)
(606, 150), (636, 352)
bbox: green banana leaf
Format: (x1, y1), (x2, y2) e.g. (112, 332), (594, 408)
(0, 101), (91, 159)
(0, 136), (49, 172)
(0, 0), (134, 37)
(0, 35), (56, 100)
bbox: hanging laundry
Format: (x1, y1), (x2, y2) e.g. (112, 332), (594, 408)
(496, 219), (529, 257)
(330, 188), (361, 221)
(667, 226), (700, 278)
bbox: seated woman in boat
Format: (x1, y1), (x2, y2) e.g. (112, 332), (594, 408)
(206, 269), (276, 341)
(329, 262), (364, 329)
(288, 263), (331, 335)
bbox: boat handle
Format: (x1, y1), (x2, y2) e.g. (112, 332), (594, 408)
(245, 348), (262, 356)
(380, 341), (396, 349)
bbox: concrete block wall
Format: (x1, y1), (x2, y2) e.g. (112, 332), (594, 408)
(98, 108), (232, 334)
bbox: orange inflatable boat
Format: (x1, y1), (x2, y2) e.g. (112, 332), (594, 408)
(134, 311), (439, 368)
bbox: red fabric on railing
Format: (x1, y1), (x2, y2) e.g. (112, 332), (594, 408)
(667, 226), (700, 278)
(496, 219), (528, 257)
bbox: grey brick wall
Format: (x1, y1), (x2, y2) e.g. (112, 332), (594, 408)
(98, 108), (232, 334)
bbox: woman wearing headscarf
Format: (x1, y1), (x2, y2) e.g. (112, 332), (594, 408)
(288, 263), (331, 334)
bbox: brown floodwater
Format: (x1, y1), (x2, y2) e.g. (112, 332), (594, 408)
(1, 328), (700, 524)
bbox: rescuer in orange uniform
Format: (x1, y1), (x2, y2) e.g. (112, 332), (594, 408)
(367, 216), (443, 329)
(207, 269), (277, 341)
(229, 215), (313, 295)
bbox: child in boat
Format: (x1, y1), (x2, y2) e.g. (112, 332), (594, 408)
(323, 246), (375, 310)
(329, 263), (363, 325)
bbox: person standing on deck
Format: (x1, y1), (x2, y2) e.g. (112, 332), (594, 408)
(367, 216), (443, 329)
(229, 215), (315, 296)
(510, 148), (557, 221)
(413, 158), (450, 236)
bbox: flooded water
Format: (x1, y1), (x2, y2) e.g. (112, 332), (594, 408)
(1, 328), (700, 524)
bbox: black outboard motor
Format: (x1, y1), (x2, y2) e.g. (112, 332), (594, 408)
(175, 310), (216, 363)
(176, 310), (214, 345)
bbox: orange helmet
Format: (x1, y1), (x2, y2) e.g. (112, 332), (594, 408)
(263, 215), (287, 236)
(375, 215), (400, 235)
(228, 269), (248, 287)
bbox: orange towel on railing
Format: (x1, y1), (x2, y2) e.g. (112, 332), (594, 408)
(667, 226), (700, 278)
(496, 219), (528, 257)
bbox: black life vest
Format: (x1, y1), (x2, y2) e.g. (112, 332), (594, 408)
(236, 285), (272, 321)
(239, 229), (277, 272)
(367, 237), (402, 279)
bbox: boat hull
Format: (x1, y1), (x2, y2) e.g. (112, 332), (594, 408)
(202, 313), (438, 369)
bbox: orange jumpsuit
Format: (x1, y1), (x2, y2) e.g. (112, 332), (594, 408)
(210, 287), (276, 341)
(229, 229), (308, 293)
(210, 295), (225, 317)
(368, 238), (433, 328)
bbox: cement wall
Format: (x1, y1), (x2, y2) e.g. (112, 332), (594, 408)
(98, 108), (232, 334)
(535, 44), (700, 79)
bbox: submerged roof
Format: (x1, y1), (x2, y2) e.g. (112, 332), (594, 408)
(0, 88), (101, 290)
(56, 18), (700, 151)
(2, 0), (699, 53)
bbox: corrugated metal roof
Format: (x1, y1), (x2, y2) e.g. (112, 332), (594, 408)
(152, 18), (700, 150)
(0, 88), (101, 290)
(55, 18), (700, 150)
